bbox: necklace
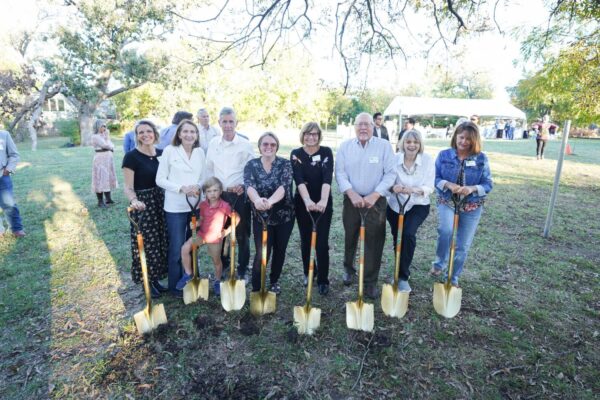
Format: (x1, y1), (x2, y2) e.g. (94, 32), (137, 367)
(401, 162), (417, 176)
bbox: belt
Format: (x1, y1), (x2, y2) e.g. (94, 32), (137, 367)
(95, 149), (111, 152)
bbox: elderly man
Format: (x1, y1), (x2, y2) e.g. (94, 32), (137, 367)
(196, 108), (221, 153)
(335, 112), (395, 298)
(0, 130), (25, 237)
(205, 107), (255, 282)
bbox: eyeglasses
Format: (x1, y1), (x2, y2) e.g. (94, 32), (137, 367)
(304, 132), (319, 137)
(261, 142), (277, 148)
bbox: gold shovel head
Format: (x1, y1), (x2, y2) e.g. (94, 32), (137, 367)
(183, 278), (209, 305)
(346, 300), (374, 332)
(381, 283), (409, 318)
(134, 303), (167, 335)
(249, 291), (277, 316)
(220, 280), (247, 312)
(433, 282), (462, 318)
(293, 305), (321, 335)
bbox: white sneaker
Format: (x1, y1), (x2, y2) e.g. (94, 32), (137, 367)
(398, 280), (412, 292)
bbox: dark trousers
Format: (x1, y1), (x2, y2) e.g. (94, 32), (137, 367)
(536, 138), (548, 157)
(220, 191), (251, 277)
(251, 218), (294, 291)
(295, 197), (333, 285)
(342, 196), (387, 287)
(386, 204), (430, 281)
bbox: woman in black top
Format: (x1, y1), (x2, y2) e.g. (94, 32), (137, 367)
(122, 120), (168, 298)
(244, 132), (294, 294)
(291, 122), (334, 295)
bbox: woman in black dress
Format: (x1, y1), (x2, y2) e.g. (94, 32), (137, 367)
(122, 120), (168, 298)
(290, 122), (333, 295)
(244, 132), (294, 295)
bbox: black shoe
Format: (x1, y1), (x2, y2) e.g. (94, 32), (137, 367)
(343, 272), (355, 286)
(318, 284), (329, 296)
(151, 280), (169, 293)
(170, 289), (183, 298)
(364, 285), (379, 300)
(96, 193), (106, 208)
(104, 192), (116, 205)
(269, 282), (281, 294)
(147, 284), (161, 299)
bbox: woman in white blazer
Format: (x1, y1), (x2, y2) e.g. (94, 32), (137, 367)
(156, 119), (206, 295)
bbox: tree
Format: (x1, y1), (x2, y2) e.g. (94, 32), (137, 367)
(47, 0), (174, 145)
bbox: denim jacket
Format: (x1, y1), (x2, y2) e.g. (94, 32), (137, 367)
(435, 148), (493, 205)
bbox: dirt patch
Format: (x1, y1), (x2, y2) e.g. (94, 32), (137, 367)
(187, 365), (262, 399)
(195, 315), (215, 330)
(239, 313), (260, 336)
(100, 341), (150, 385)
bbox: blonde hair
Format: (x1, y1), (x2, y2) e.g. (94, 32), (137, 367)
(398, 129), (424, 154)
(202, 176), (224, 192)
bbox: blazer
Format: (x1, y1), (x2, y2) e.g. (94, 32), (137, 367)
(374, 125), (389, 141)
(156, 145), (206, 213)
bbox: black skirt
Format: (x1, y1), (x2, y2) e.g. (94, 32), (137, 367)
(129, 187), (168, 284)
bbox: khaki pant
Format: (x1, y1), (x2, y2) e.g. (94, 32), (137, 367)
(342, 196), (387, 287)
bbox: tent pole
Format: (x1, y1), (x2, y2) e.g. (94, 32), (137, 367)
(543, 120), (571, 238)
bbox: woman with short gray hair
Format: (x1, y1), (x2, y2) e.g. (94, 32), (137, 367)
(91, 119), (118, 207)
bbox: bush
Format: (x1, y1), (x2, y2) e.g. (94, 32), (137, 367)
(107, 120), (122, 136)
(570, 127), (598, 138)
(54, 119), (81, 145)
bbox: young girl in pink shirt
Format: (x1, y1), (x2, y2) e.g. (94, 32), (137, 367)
(179, 177), (237, 295)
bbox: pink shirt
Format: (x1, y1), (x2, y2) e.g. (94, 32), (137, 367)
(198, 199), (231, 244)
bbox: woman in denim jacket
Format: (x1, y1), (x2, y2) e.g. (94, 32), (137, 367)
(431, 122), (493, 286)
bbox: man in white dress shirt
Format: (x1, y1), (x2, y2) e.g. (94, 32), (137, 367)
(205, 107), (255, 281)
(196, 108), (221, 153)
(335, 112), (396, 299)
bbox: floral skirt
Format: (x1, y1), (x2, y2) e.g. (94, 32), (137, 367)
(91, 152), (118, 193)
(129, 187), (168, 284)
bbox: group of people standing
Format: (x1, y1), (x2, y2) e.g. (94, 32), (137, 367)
(115, 107), (493, 303)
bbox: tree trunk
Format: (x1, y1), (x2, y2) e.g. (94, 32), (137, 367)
(79, 103), (97, 146)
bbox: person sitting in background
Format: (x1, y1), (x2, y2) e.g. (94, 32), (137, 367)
(91, 120), (118, 207)
(0, 130), (25, 237)
(156, 111), (194, 150)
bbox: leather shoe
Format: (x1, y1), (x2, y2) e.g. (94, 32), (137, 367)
(343, 272), (356, 286)
(364, 285), (379, 300)
(151, 280), (169, 293)
(318, 284), (329, 296)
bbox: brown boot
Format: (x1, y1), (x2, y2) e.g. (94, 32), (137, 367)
(97, 193), (106, 208)
(104, 192), (115, 205)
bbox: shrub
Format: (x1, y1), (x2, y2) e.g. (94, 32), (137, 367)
(54, 119), (81, 145)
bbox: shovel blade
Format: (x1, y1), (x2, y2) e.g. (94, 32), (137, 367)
(249, 291), (277, 316)
(346, 301), (374, 332)
(134, 303), (167, 335)
(183, 279), (209, 305)
(293, 305), (321, 335)
(432, 282), (462, 318)
(381, 283), (409, 318)
(220, 280), (247, 312)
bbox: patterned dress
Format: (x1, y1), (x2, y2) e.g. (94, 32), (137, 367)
(122, 149), (168, 284)
(91, 133), (118, 193)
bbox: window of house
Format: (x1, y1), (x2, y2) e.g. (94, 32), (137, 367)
(58, 99), (65, 111)
(48, 99), (56, 112)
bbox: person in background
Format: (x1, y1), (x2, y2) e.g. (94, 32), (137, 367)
(156, 111), (194, 150)
(0, 130), (25, 237)
(123, 129), (136, 153)
(91, 120), (118, 208)
(385, 129), (434, 292)
(336, 112), (396, 299)
(205, 107), (255, 283)
(122, 120), (168, 298)
(532, 115), (558, 160)
(396, 117), (416, 151)
(156, 119), (206, 295)
(431, 122), (493, 287)
(244, 132), (294, 295)
(291, 122), (334, 295)
(196, 108), (221, 153)
(372, 112), (389, 141)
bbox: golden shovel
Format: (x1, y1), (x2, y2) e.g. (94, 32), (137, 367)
(183, 195), (209, 304)
(381, 194), (411, 318)
(250, 210), (276, 316)
(346, 207), (374, 332)
(221, 209), (247, 311)
(433, 179), (467, 318)
(294, 211), (322, 335)
(128, 208), (167, 335)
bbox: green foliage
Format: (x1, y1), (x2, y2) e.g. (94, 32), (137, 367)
(54, 118), (81, 145)
(112, 84), (164, 127)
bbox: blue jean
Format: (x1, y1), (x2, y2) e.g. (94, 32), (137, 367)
(0, 175), (24, 232)
(432, 204), (483, 285)
(165, 211), (191, 291)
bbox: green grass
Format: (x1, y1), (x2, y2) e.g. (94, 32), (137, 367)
(0, 136), (599, 399)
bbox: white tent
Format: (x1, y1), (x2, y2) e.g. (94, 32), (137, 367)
(383, 96), (526, 120)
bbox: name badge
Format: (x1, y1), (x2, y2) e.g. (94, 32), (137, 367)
(312, 154), (321, 162)
(369, 156), (379, 164)
(465, 160), (476, 167)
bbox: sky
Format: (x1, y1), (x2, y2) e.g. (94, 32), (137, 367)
(0, 0), (550, 101)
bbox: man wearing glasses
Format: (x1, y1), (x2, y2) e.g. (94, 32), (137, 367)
(205, 107), (255, 282)
(335, 113), (395, 299)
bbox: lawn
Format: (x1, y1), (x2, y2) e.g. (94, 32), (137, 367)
(1, 135), (598, 399)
